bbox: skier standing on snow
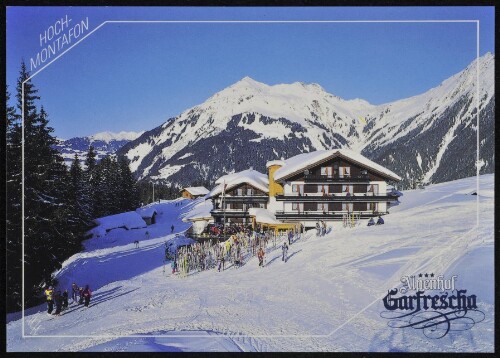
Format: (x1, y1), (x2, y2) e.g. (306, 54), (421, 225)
(171, 257), (177, 274)
(171, 225), (175, 233)
(78, 287), (84, 304)
(288, 230), (293, 245)
(257, 247), (265, 267)
(218, 251), (225, 272)
(322, 221), (327, 236)
(45, 285), (54, 315)
(316, 222), (321, 236)
(53, 290), (63, 315)
(282, 242), (289, 262)
(62, 290), (69, 310)
(71, 282), (79, 303)
(82, 285), (92, 308)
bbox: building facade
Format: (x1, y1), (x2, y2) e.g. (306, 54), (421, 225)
(203, 149), (401, 231)
(207, 169), (269, 226)
(270, 149), (401, 228)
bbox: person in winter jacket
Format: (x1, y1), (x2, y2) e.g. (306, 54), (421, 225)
(62, 290), (69, 310)
(78, 287), (85, 304)
(288, 230), (293, 245)
(316, 222), (321, 236)
(45, 286), (54, 314)
(71, 282), (79, 303)
(171, 225), (175, 233)
(257, 247), (265, 267)
(54, 291), (63, 315)
(282, 242), (289, 262)
(376, 216), (384, 225)
(82, 285), (92, 308)
(171, 258), (177, 274)
(367, 218), (375, 226)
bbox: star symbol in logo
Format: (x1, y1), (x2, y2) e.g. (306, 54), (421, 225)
(430, 273), (435, 277)
(425, 273), (429, 278)
(419, 273), (423, 278)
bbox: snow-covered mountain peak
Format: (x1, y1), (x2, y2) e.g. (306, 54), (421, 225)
(119, 53), (494, 187)
(91, 131), (145, 143)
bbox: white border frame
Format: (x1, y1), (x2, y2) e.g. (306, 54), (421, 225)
(21, 19), (483, 340)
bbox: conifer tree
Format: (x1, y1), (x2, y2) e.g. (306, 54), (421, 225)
(118, 156), (139, 212)
(6, 86), (23, 312)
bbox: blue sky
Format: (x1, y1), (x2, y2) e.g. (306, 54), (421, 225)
(6, 7), (495, 139)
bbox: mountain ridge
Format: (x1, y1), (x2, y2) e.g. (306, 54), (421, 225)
(115, 52), (494, 189)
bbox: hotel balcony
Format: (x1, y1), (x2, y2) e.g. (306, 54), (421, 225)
(275, 210), (388, 220)
(303, 174), (370, 183)
(216, 195), (269, 203)
(275, 194), (399, 202)
(210, 209), (253, 218)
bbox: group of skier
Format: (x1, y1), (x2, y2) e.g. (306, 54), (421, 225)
(44, 282), (92, 316)
(367, 216), (385, 226)
(315, 221), (328, 236)
(166, 229), (298, 277)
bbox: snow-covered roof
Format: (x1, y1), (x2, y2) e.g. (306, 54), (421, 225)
(89, 212), (147, 238)
(248, 208), (281, 225)
(266, 160), (285, 168)
(208, 169), (268, 198)
(135, 206), (157, 218)
(182, 200), (214, 222)
(274, 149), (401, 182)
(182, 186), (209, 196)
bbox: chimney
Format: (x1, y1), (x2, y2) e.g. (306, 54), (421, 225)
(266, 160), (285, 198)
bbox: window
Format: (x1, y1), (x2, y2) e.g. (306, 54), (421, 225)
(342, 203), (353, 212)
(237, 188), (243, 196)
(321, 167), (333, 177)
(292, 203), (303, 212)
(247, 188), (253, 196)
(339, 166), (351, 178)
(317, 203), (327, 211)
(342, 185), (353, 193)
(317, 184), (328, 194)
(226, 203), (231, 210)
(367, 184), (379, 195)
(292, 184), (304, 195)
(367, 202), (378, 212)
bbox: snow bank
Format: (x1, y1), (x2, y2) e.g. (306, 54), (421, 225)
(88, 212), (147, 238)
(182, 200), (213, 222)
(248, 208), (281, 224)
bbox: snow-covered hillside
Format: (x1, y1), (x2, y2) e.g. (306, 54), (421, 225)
(7, 174), (494, 352)
(118, 53), (494, 189)
(55, 131), (144, 167)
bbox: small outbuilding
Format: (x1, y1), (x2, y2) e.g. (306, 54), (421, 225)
(181, 186), (209, 199)
(136, 206), (158, 225)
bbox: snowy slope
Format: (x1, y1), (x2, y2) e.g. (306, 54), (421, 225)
(118, 53), (494, 189)
(7, 174), (494, 352)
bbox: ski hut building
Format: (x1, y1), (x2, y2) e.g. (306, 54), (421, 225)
(181, 186), (209, 199)
(267, 149), (401, 228)
(136, 206), (158, 225)
(207, 169), (269, 227)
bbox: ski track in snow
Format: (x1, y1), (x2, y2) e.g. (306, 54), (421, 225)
(6, 175), (494, 352)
